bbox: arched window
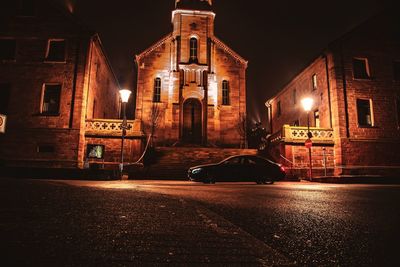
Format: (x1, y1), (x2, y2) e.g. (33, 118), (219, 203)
(190, 37), (198, 62)
(222, 80), (230, 105)
(153, 78), (161, 102)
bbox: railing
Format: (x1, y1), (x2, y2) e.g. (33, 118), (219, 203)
(270, 125), (334, 145)
(85, 119), (143, 138)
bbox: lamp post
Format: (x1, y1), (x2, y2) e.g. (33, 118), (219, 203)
(119, 89), (132, 180)
(301, 97), (314, 181)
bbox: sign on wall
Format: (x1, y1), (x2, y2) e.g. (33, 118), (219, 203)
(0, 114), (6, 134)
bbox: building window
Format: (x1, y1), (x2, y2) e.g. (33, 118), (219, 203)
(393, 61), (400, 81)
(277, 101), (281, 117)
(86, 144), (105, 159)
(353, 58), (370, 79)
(293, 89), (297, 105)
(37, 144), (55, 154)
(222, 80), (230, 105)
(153, 78), (161, 102)
(189, 37), (198, 62)
(0, 39), (16, 61)
(312, 74), (318, 90)
(314, 110), (320, 128)
(18, 0), (36, 17)
(45, 40), (66, 62)
(357, 99), (373, 127)
(41, 84), (61, 115)
(0, 84), (11, 115)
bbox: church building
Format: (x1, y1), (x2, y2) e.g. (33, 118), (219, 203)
(135, 0), (248, 147)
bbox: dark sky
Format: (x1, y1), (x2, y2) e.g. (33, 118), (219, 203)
(68, 0), (395, 125)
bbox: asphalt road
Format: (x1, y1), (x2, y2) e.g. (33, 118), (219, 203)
(1, 179), (399, 266)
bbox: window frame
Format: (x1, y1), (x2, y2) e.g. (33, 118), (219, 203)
(356, 98), (374, 127)
(222, 80), (230, 106)
(189, 37), (198, 62)
(314, 109), (320, 128)
(352, 57), (371, 80)
(45, 39), (66, 63)
(153, 77), (161, 103)
(40, 83), (62, 116)
(312, 74), (318, 90)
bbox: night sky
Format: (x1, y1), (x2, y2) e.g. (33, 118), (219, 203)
(66, 0), (396, 125)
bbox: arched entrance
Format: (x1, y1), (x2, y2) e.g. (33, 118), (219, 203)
(182, 98), (202, 144)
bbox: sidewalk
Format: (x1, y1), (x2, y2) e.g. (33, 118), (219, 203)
(306, 175), (400, 184)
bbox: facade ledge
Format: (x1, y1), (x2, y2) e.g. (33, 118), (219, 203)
(85, 119), (144, 138)
(269, 124), (334, 145)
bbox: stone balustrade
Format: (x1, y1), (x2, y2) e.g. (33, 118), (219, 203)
(270, 124), (334, 145)
(85, 119), (143, 138)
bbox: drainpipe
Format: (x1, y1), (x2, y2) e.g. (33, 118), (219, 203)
(323, 53), (333, 129)
(69, 37), (81, 128)
(340, 43), (350, 138)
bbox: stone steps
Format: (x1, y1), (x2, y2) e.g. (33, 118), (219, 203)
(132, 147), (258, 180)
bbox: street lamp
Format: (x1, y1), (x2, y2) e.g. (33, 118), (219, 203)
(301, 97), (314, 181)
(119, 89), (132, 180)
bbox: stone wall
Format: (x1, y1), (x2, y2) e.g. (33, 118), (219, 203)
(0, 2), (120, 169)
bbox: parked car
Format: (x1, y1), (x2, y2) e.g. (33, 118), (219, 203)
(188, 155), (286, 184)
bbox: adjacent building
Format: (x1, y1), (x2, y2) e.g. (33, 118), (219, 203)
(0, 0), (142, 171)
(266, 13), (400, 177)
(135, 0), (248, 147)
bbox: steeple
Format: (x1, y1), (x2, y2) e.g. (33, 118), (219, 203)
(175, 0), (213, 11)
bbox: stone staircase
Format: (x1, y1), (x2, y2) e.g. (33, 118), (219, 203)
(131, 147), (258, 180)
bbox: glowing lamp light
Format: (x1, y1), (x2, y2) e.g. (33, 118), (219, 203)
(301, 97), (314, 112)
(119, 89), (132, 103)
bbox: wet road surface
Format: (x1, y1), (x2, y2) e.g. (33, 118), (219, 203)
(2, 178), (400, 266)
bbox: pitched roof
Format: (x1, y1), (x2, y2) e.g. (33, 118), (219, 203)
(135, 33), (174, 61)
(211, 36), (248, 67)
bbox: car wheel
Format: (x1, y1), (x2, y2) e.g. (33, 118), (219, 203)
(263, 179), (274, 185)
(205, 172), (215, 184)
(256, 179), (263, 184)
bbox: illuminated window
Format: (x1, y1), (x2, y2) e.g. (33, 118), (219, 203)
(353, 58), (370, 79)
(153, 78), (161, 102)
(314, 110), (320, 127)
(0, 39), (16, 61)
(222, 80), (230, 105)
(18, 0), (35, 17)
(46, 40), (66, 62)
(0, 84), (11, 115)
(189, 37), (198, 62)
(393, 61), (400, 81)
(277, 101), (281, 117)
(357, 99), (373, 127)
(312, 74), (317, 90)
(86, 144), (105, 159)
(41, 84), (61, 115)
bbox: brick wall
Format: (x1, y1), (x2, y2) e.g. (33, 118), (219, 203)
(135, 8), (247, 147)
(0, 1), (120, 169)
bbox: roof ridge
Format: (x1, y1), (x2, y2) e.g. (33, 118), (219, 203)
(136, 33), (173, 61)
(211, 36), (248, 67)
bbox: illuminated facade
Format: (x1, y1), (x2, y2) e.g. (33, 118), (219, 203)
(0, 1), (133, 170)
(266, 13), (400, 177)
(135, 0), (248, 147)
